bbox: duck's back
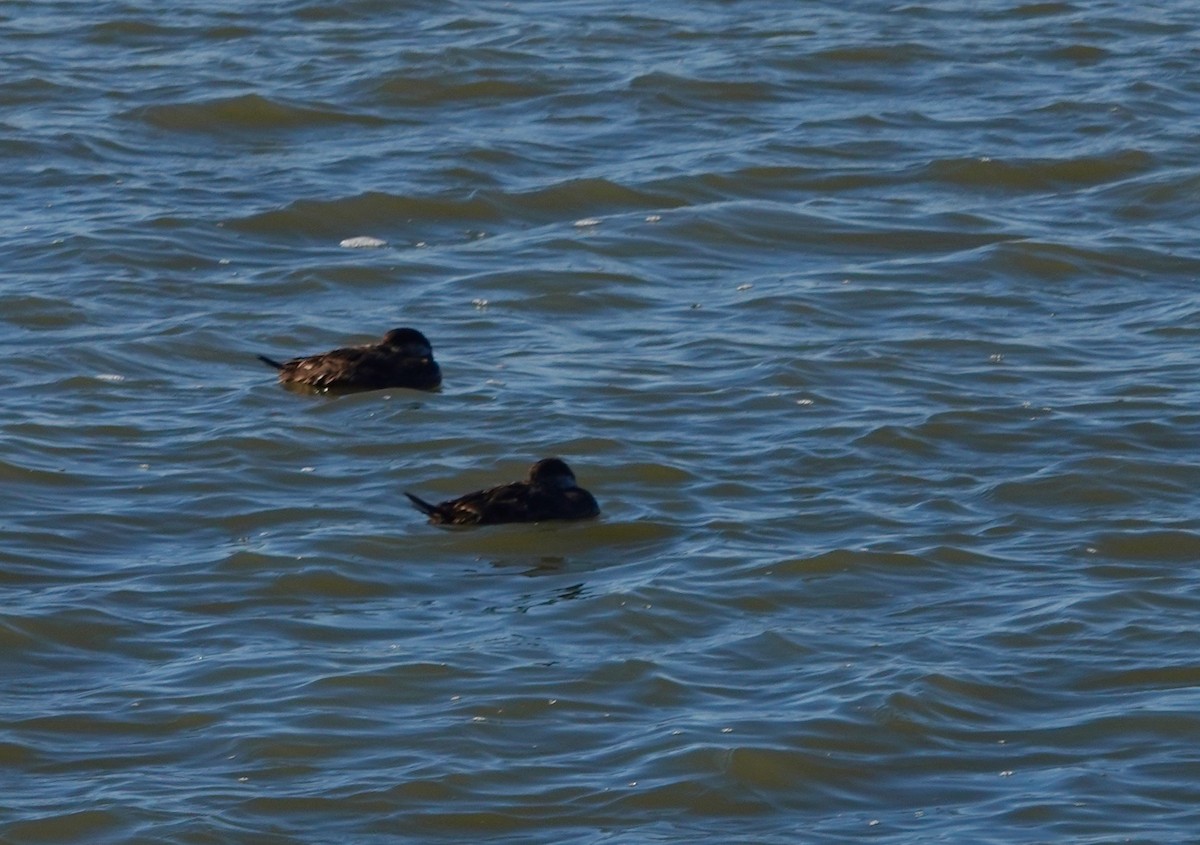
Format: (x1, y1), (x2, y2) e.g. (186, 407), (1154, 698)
(428, 481), (598, 525)
(432, 482), (534, 525)
(280, 345), (440, 391)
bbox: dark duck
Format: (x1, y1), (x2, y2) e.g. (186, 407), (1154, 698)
(258, 327), (441, 392)
(406, 458), (600, 526)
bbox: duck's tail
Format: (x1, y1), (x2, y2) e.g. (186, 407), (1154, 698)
(257, 354), (285, 370)
(405, 491), (439, 517)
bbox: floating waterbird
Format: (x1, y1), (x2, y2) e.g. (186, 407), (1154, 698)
(257, 327), (441, 392)
(406, 458), (600, 526)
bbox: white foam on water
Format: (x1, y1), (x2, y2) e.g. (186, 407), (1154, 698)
(339, 236), (387, 249)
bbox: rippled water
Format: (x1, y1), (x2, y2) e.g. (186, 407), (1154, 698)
(5, 1), (1200, 842)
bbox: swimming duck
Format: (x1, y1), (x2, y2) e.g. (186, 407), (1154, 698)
(257, 327), (441, 392)
(406, 458), (600, 526)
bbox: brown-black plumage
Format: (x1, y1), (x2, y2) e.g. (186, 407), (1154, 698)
(406, 458), (600, 526)
(258, 327), (441, 392)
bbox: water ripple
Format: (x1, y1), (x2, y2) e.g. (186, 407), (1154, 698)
(131, 93), (387, 133)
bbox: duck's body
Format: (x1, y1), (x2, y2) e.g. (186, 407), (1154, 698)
(406, 458), (599, 526)
(258, 327), (440, 392)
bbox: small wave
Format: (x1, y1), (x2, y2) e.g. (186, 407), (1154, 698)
(1047, 44), (1111, 64)
(261, 567), (388, 600)
(924, 149), (1153, 192)
(4, 810), (129, 844)
(130, 93), (386, 134)
(1090, 529), (1200, 562)
(0, 607), (134, 655)
(772, 548), (931, 576)
(228, 190), (504, 240)
(430, 519), (678, 561)
(3, 76), (81, 107)
(629, 71), (775, 104)
(997, 2), (1077, 18)
(880, 672), (1007, 731)
(89, 19), (177, 39)
(811, 43), (944, 64)
(1103, 169), (1200, 224)
(374, 74), (556, 106)
(0, 739), (37, 767)
(91, 19), (260, 42)
(227, 178), (687, 240)
(981, 238), (1197, 281)
(989, 449), (1198, 519)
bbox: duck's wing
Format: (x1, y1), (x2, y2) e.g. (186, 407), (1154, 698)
(415, 482), (597, 526)
(277, 345), (377, 388)
(290, 347), (439, 391)
(434, 481), (538, 525)
(462, 483), (599, 523)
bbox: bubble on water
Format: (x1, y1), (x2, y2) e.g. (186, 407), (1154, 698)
(574, 217), (601, 227)
(96, 373), (125, 382)
(737, 283), (753, 291)
(472, 298), (489, 309)
(645, 214), (662, 222)
(339, 235), (387, 249)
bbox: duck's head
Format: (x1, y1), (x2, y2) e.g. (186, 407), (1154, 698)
(528, 457), (578, 489)
(381, 327), (434, 358)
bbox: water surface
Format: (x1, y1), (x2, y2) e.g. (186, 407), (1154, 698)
(4, 1), (1200, 842)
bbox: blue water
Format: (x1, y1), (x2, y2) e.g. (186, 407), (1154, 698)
(4, 1), (1200, 842)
